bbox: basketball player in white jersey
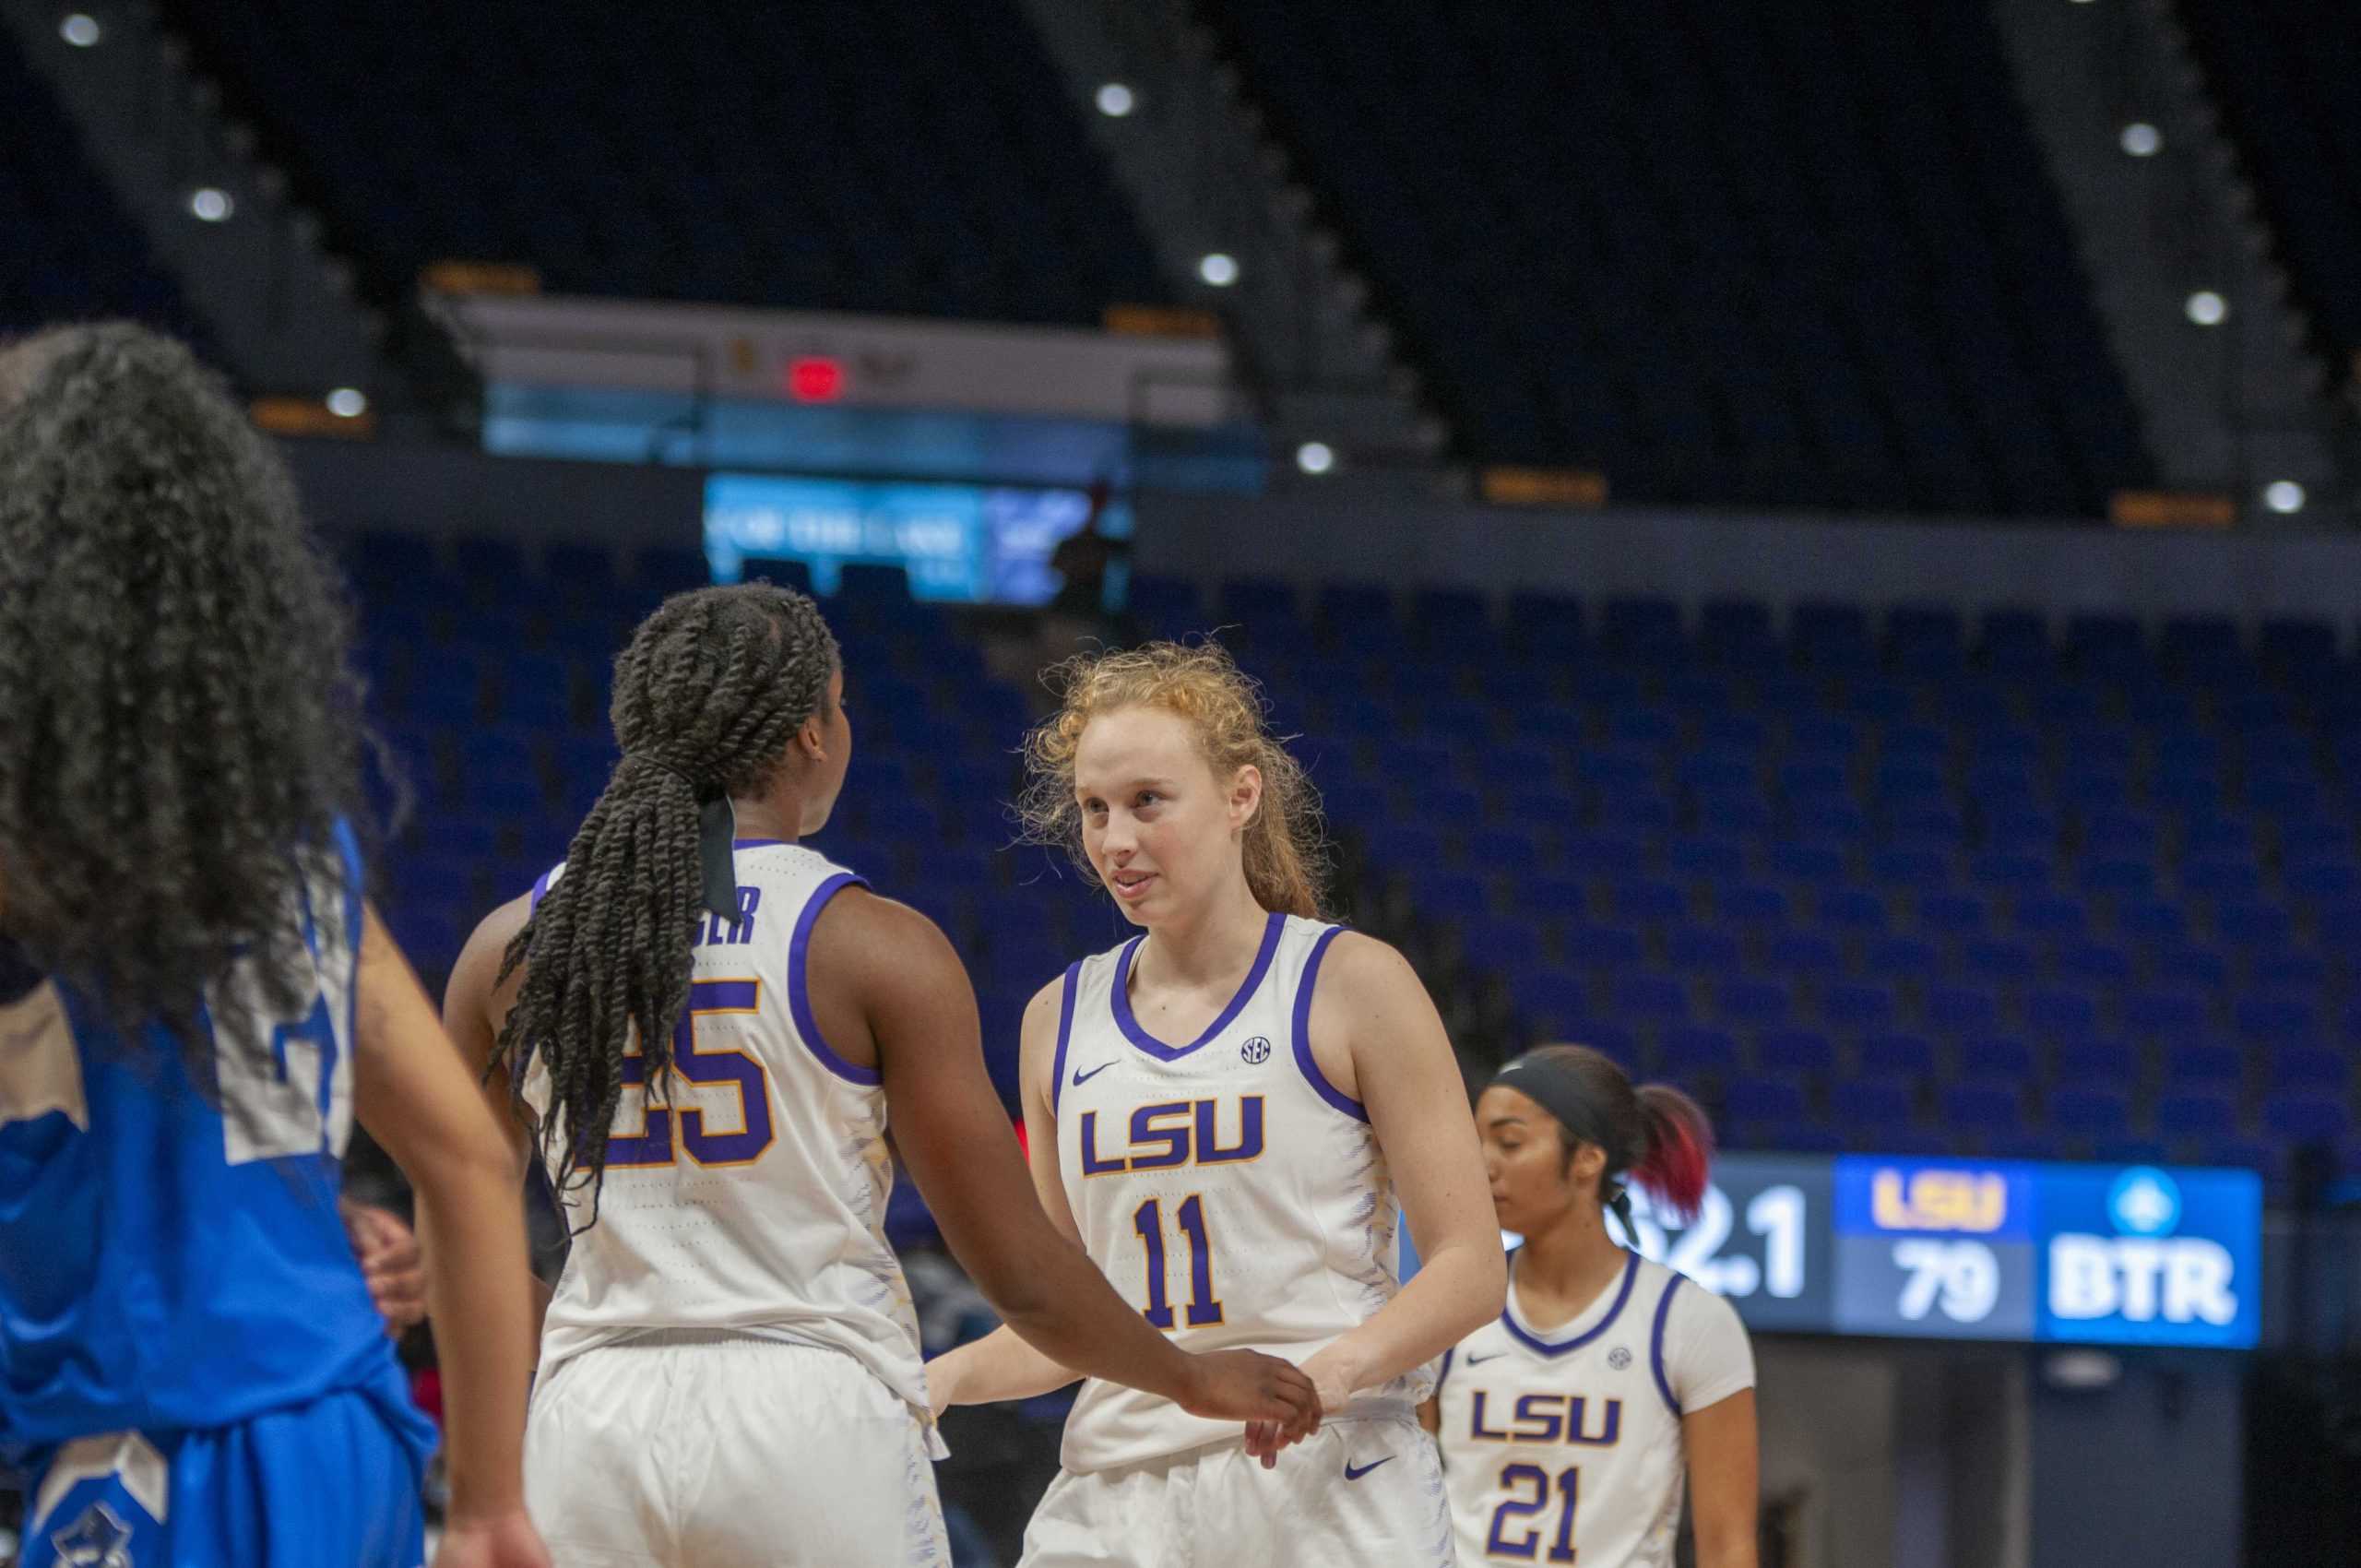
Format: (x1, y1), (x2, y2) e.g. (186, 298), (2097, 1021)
(441, 587), (1320, 1567)
(1421, 1046), (1758, 1567)
(925, 641), (1507, 1566)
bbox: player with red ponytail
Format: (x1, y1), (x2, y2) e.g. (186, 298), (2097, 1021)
(1419, 1045), (1762, 1566)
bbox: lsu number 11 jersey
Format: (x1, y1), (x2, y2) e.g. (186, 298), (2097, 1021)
(1434, 1252), (1753, 1567)
(1052, 911), (1424, 1473)
(521, 840), (936, 1444)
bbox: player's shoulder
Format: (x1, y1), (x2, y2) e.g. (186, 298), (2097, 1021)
(1649, 1256), (1748, 1337)
(1302, 925), (1413, 992)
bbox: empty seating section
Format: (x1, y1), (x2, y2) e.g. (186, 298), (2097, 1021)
(1137, 576), (2355, 1182)
(2180, 0), (2361, 370)
(162, 0), (1166, 323)
(1, 31), (212, 344)
(1207, 0), (2152, 514)
(361, 539), (2355, 1185)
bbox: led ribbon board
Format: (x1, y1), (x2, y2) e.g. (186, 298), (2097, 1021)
(1614, 1155), (2260, 1348)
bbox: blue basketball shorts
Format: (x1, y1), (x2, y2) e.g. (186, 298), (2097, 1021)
(19, 1375), (434, 1568)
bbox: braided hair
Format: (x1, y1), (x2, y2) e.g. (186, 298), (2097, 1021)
(0, 323), (363, 1066)
(492, 582), (839, 1218)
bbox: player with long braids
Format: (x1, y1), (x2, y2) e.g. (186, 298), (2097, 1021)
(442, 585), (1318, 1568)
(1421, 1045), (1759, 1567)
(0, 323), (546, 1568)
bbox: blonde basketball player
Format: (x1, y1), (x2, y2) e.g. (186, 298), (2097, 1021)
(442, 588), (1318, 1568)
(927, 642), (1507, 1567)
(1421, 1046), (1758, 1567)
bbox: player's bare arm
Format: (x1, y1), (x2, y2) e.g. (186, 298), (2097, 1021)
(350, 904), (546, 1562)
(1684, 1388), (1761, 1568)
(441, 892), (555, 1340)
(813, 885), (1320, 1439)
(1292, 932), (1505, 1409)
(925, 974), (1097, 1412)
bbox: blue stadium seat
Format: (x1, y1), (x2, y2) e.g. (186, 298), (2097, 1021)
(1955, 1035), (2037, 1084)
(1715, 978), (1794, 1028)
(1666, 923), (1741, 974)
(1612, 971), (1691, 1024)
(1863, 935), (1940, 984)
(1566, 926), (1645, 968)
(2025, 987), (2100, 1038)
(1941, 1084), (2023, 1134)
(2048, 1087), (2132, 1139)
(2154, 1092), (2238, 1143)
(1659, 1027), (1740, 1076)
(1820, 984), (1899, 1033)
(1764, 932), (1843, 980)
(1758, 1028), (1837, 1075)
(1858, 1032), (1940, 1079)
(2164, 1039), (2244, 1090)
(1726, 1076), (1811, 1127)
(1927, 986), (2003, 1036)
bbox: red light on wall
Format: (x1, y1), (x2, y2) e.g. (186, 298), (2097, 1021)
(786, 355), (845, 402)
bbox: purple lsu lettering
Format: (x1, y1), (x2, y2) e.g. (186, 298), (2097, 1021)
(1079, 1096), (1265, 1176)
(699, 886), (763, 947)
(1467, 1391), (1623, 1447)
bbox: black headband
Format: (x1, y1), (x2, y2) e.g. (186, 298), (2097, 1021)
(1492, 1053), (1640, 1241)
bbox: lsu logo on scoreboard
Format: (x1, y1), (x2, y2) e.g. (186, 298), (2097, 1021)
(1869, 1167), (2010, 1233)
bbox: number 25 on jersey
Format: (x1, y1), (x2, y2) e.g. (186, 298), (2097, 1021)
(609, 978), (775, 1168)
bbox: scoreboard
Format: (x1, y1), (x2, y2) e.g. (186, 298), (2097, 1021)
(1604, 1155), (2260, 1349)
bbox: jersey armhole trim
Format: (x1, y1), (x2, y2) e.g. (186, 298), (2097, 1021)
(1049, 959), (1082, 1117)
(787, 871), (879, 1087)
(1649, 1274), (1684, 1418)
(1290, 923), (1367, 1123)
(1435, 1345), (1454, 1392)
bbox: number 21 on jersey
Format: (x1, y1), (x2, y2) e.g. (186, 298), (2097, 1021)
(1489, 1462), (1580, 1562)
(609, 978), (775, 1168)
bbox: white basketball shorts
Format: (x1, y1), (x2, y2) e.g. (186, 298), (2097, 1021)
(524, 1332), (949, 1568)
(1018, 1413), (1452, 1568)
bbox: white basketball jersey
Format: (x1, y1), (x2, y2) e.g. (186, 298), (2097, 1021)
(1435, 1253), (1754, 1567)
(1053, 911), (1422, 1473)
(521, 841), (931, 1433)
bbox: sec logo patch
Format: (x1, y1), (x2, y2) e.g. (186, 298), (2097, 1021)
(1241, 1036), (1272, 1063)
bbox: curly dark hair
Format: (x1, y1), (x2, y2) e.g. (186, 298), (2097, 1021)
(492, 582), (840, 1218)
(0, 322), (363, 1061)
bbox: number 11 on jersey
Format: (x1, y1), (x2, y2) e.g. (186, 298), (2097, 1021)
(1133, 1194), (1223, 1329)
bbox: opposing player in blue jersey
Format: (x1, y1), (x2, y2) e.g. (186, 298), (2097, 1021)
(0, 324), (549, 1568)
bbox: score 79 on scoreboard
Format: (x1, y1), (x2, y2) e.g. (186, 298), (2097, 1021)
(1613, 1154), (2260, 1348)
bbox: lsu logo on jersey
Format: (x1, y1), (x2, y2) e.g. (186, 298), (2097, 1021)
(1466, 1392), (1624, 1447)
(1079, 1096), (1264, 1177)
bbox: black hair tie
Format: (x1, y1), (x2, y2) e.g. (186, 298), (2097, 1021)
(622, 751), (742, 924)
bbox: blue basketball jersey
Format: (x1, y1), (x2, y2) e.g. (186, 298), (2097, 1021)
(0, 820), (428, 1471)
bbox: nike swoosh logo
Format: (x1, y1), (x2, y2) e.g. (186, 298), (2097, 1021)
(1344, 1455), (1394, 1481)
(1465, 1351), (1510, 1365)
(1072, 1062), (1115, 1087)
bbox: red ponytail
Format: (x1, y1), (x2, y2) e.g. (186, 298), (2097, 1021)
(1631, 1083), (1714, 1224)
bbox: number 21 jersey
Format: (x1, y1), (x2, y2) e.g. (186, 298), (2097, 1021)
(1436, 1252), (1753, 1567)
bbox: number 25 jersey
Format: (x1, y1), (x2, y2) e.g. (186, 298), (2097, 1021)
(522, 842), (931, 1433)
(1052, 911), (1422, 1473)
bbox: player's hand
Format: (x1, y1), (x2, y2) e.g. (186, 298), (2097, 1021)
(432, 1506), (552, 1568)
(924, 1352), (963, 1420)
(1243, 1342), (1363, 1467)
(342, 1199), (428, 1336)
(1296, 1343), (1361, 1414)
(1176, 1348), (1320, 1464)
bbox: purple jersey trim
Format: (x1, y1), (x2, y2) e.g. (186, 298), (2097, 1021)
(733, 837), (786, 849)
(787, 871), (878, 1086)
(1109, 909), (1285, 1062)
(1049, 959), (1083, 1117)
(528, 864), (557, 912)
(1436, 1346), (1455, 1392)
(1289, 924), (1367, 1123)
(1649, 1273), (1684, 1416)
(1500, 1250), (1640, 1359)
